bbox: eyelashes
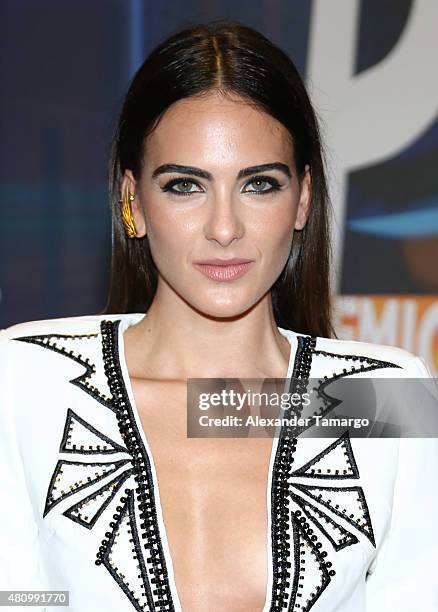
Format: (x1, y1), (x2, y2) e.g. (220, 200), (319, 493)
(161, 175), (283, 197)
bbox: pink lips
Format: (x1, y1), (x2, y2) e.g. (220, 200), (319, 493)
(193, 258), (254, 281)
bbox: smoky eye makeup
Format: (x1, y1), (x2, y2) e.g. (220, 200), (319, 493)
(160, 174), (284, 197)
(241, 175), (282, 194)
(161, 177), (204, 195)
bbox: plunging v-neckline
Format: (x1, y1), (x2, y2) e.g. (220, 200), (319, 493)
(115, 313), (301, 611)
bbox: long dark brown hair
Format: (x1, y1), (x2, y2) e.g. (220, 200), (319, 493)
(101, 19), (336, 338)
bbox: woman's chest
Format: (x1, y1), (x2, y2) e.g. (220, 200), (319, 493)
(131, 378), (275, 611)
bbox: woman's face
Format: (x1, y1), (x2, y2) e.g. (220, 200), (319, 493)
(123, 91), (311, 318)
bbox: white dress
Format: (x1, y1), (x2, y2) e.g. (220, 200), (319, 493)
(0, 312), (437, 612)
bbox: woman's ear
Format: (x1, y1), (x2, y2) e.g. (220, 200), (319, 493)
(294, 164), (311, 230)
(121, 170), (147, 237)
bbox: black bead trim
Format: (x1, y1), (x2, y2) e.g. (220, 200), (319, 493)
(268, 334), (388, 610)
(97, 488), (156, 612)
(290, 430), (359, 479)
(43, 457), (131, 518)
(59, 408), (129, 455)
(313, 348), (402, 371)
(269, 334), (316, 611)
(63, 467), (134, 529)
(100, 319), (176, 611)
(292, 351), (401, 439)
(290, 492), (359, 552)
(13, 331), (115, 411)
(289, 511), (332, 611)
(27, 317), (392, 610)
(291, 483), (376, 547)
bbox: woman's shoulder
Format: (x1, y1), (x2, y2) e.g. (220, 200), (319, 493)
(0, 313), (134, 372)
(282, 327), (433, 377)
(316, 334), (432, 377)
(1, 312), (121, 341)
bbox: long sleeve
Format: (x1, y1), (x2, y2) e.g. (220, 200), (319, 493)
(365, 355), (438, 609)
(0, 329), (47, 610)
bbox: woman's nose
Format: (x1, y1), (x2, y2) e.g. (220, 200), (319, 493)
(203, 194), (245, 246)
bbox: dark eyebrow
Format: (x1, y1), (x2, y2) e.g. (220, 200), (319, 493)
(152, 164), (213, 180)
(151, 162), (291, 181)
(237, 162), (291, 179)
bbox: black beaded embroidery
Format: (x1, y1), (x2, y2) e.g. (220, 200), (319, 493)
(268, 334), (400, 611)
(16, 321), (175, 610)
(289, 492), (359, 552)
(96, 488), (157, 612)
(290, 511), (331, 610)
(291, 483), (376, 547)
(291, 349), (402, 439)
(63, 468), (134, 529)
(270, 335), (316, 611)
(14, 319), (403, 611)
(100, 319), (176, 611)
(43, 457), (131, 518)
(290, 431), (359, 480)
(60, 408), (129, 455)
(13, 331), (115, 411)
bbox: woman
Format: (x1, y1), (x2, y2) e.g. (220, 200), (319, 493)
(1, 20), (437, 612)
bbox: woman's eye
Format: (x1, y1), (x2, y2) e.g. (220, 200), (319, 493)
(162, 176), (281, 196)
(243, 177), (281, 194)
(162, 179), (203, 196)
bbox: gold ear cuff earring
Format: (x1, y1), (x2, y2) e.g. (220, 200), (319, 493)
(119, 191), (137, 239)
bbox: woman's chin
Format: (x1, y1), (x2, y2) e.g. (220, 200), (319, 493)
(190, 297), (258, 321)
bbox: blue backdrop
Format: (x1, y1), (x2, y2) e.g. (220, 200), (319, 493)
(1, 0), (437, 328)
